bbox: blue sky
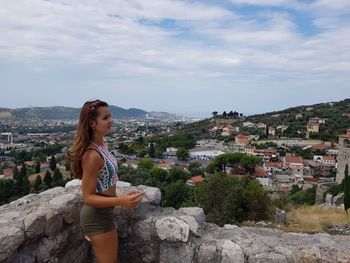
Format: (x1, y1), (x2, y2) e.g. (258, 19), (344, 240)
(0, 0), (350, 118)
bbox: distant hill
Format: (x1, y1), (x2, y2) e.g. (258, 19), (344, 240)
(180, 98), (350, 142)
(0, 105), (192, 120)
(0, 105), (149, 120)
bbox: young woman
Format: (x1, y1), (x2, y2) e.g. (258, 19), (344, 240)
(67, 100), (144, 263)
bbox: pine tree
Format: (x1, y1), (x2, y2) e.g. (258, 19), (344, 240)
(149, 143), (155, 158)
(34, 174), (42, 192)
(22, 175), (30, 195)
(65, 160), (70, 171)
(49, 155), (56, 171)
(344, 164), (350, 213)
(52, 168), (64, 187)
(16, 163), (27, 194)
(13, 166), (19, 182)
(35, 160), (41, 173)
(43, 170), (52, 189)
(18, 164), (30, 195)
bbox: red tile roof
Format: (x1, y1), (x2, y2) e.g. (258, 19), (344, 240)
(191, 176), (204, 184)
(254, 167), (268, 177)
(284, 156), (303, 163)
(264, 162), (281, 168)
(236, 134), (250, 139)
(312, 144), (330, 150)
(3, 168), (14, 177)
(323, 156), (335, 161)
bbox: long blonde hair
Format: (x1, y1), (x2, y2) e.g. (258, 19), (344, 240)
(67, 100), (108, 179)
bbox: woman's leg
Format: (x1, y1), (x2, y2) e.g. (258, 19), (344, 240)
(89, 229), (118, 263)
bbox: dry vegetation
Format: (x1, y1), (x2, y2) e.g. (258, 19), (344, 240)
(283, 205), (350, 233)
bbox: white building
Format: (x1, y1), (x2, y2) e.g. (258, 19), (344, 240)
(190, 150), (225, 160)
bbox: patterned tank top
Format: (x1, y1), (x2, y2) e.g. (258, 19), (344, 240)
(90, 141), (118, 193)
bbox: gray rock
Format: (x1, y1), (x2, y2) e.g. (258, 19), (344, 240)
(220, 240), (244, 263)
(36, 231), (69, 262)
(58, 242), (91, 263)
(125, 198), (152, 219)
(332, 193), (344, 206)
(0, 226), (25, 261)
(159, 242), (195, 263)
(250, 252), (288, 263)
(6, 194), (39, 208)
(1, 183), (350, 263)
(1, 211), (21, 220)
(39, 187), (66, 197)
(155, 216), (190, 242)
(116, 181), (132, 188)
(65, 179), (82, 188)
(275, 208), (286, 225)
(24, 211), (46, 238)
(316, 182), (336, 204)
(197, 241), (218, 263)
(44, 208), (63, 235)
(134, 216), (154, 241)
(179, 215), (201, 236)
(179, 207), (205, 226)
(325, 193), (333, 204)
(36, 236), (57, 262)
(292, 247), (320, 262)
(4, 243), (37, 263)
(137, 185), (162, 205)
(49, 193), (81, 223)
(49, 193), (78, 208)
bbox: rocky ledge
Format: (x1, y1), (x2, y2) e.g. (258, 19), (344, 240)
(0, 180), (349, 263)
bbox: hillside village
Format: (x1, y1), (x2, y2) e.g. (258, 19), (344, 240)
(1, 99), (350, 211)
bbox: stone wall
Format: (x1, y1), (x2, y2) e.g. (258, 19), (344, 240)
(336, 137), (350, 184)
(315, 182), (336, 204)
(1, 181), (350, 263)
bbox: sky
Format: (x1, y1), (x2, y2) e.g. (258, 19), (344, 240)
(0, 0), (350, 118)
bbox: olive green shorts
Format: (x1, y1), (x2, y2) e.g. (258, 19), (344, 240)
(80, 203), (117, 237)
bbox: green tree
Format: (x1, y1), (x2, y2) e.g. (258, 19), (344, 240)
(167, 167), (191, 183)
(149, 167), (168, 183)
(138, 158), (155, 171)
(197, 173), (271, 226)
(49, 155), (57, 171)
(23, 177), (31, 195)
(164, 180), (191, 209)
(0, 179), (15, 205)
(52, 168), (64, 187)
(35, 160), (41, 173)
(34, 174), (42, 192)
(289, 186), (316, 205)
(17, 163), (28, 194)
(65, 160), (71, 171)
(13, 166), (19, 182)
(176, 147), (189, 161)
(43, 170), (52, 189)
(206, 153), (257, 174)
(188, 162), (203, 176)
(239, 155), (261, 174)
(149, 143), (155, 158)
(344, 164), (350, 213)
(290, 184), (301, 195)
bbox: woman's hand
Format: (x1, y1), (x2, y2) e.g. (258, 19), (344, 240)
(118, 191), (145, 208)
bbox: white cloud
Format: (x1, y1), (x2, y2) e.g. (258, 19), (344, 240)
(229, 0), (308, 9)
(0, 0), (349, 113)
